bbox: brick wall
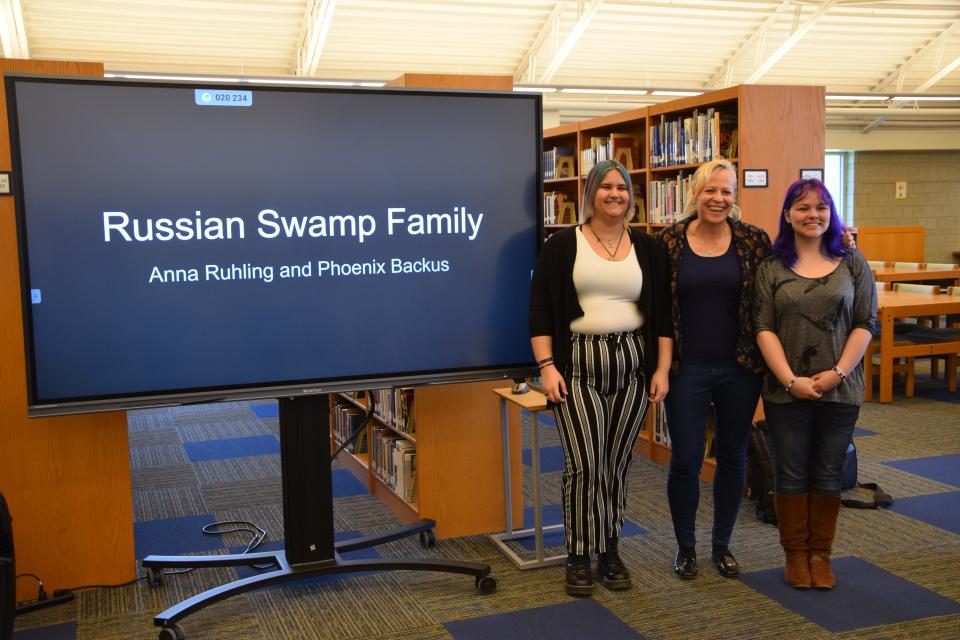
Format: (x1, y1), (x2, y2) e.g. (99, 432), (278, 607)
(853, 150), (960, 264)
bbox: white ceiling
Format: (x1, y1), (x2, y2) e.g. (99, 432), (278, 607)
(6, 0), (960, 132)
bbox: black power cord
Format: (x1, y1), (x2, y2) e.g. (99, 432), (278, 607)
(14, 519), (271, 614)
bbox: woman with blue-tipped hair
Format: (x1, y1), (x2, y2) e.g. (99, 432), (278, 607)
(529, 159), (673, 596)
(754, 179), (876, 591)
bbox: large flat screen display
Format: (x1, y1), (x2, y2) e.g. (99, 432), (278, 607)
(6, 76), (541, 415)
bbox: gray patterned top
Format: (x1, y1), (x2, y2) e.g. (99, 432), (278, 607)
(754, 251), (877, 406)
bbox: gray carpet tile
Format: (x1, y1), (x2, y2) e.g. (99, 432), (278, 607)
(202, 478), (284, 513)
(128, 428), (181, 448)
(129, 443), (188, 470)
(176, 418), (273, 442)
(133, 486), (209, 523)
(131, 463), (199, 492)
(193, 454), (282, 486)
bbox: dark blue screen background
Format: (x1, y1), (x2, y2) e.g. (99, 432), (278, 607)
(10, 79), (540, 405)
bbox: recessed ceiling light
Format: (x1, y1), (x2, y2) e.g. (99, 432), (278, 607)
(826, 95), (890, 101)
(561, 88), (649, 95)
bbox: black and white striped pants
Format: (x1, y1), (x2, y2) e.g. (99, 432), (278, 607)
(553, 330), (648, 555)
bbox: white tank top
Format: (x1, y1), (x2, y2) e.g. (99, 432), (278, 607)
(570, 227), (644, 334)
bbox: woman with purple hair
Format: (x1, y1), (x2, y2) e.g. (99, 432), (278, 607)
(753, 179), (876, 591)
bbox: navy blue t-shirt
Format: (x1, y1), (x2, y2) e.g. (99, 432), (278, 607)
(677, 241), (741, 361)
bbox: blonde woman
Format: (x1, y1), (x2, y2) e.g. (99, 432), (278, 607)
(658, 159), (771, 580)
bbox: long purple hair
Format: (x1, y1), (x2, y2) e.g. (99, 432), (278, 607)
(771, 179), (848, 268)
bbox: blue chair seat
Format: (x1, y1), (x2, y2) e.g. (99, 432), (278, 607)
(903, 327), (960, 344)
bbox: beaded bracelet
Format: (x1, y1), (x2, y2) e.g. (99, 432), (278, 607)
(832, 365), (846, 381)
(784, 377), (798, 393)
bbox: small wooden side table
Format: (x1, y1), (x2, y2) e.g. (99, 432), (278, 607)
(489, 387), (566, 569)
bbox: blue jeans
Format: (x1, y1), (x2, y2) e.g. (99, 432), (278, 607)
(762, 400), (860, 496)
(664, 359), (762, 549)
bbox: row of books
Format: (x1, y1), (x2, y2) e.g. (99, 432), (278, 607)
(581, 133), (641, 175)
(650, 108), (738, 168)
(332, 403), (368, 454)
(648, 174), (694, 224)
(543, 146), (575, 179)
(543, 191), (647, 226)
(370, 426), (417, 503)
(369, 387), (415, 435)
(543, 191), (577, 225)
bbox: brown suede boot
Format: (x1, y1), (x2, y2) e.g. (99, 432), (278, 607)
(774, 494), (811, 589)
(808, 493), (842, 590)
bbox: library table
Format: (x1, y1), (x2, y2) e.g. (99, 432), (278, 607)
(875, 290), (960, 403)
(872, 266), (960, 285)
(490, 387), (565, 569)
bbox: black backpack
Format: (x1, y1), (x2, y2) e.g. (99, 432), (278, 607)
(746, 420), (778, 525)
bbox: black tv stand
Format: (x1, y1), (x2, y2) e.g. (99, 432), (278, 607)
(141, 395), (496, 640)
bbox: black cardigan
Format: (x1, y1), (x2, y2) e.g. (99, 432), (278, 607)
(528, 225), (673, 380)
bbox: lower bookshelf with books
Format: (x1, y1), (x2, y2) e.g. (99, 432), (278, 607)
(330, 380), (523, 538)
(633, 401), (716, 483)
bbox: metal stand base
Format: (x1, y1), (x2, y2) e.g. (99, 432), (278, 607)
(141, 396), (496, 640)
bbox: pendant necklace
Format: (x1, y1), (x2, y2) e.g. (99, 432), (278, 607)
(589, 224), (625, 260)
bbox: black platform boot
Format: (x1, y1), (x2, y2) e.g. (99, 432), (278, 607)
(565, 553), (593, 596)
(596, 538), (631, 590)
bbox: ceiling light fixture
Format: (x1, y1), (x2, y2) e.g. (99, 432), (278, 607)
(825, 95), (890, 101)
(561, 88), (648, 95)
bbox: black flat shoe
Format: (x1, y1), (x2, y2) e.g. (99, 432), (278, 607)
(565, 554), (593, 596)
(674, 547), (698, 579)
(596, 538), (631, 590)
(711, 544), (739, 578)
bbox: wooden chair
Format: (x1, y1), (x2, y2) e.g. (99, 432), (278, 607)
(863, 337), (915, 401)
(892, 261), (924, 270)
(896, 283), (960, 388)
(867, 260), (888, 270)
(922, 263), (959, 271)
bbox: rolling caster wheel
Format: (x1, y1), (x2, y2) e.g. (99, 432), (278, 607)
(475, 575), (497, 595)
(419, 529), (436, 548)
(146, 568), (163, 588)
(158, 623), (186, 639)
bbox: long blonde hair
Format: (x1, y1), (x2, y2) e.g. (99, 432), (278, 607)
(681, 158), (741, 221)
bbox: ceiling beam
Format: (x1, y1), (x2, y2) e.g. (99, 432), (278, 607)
(706, 1), (793, 89)
(514, 2), (566, 84)
(863, 23), (959, 132)
(744, 0), (837, 84)
(914, 55), (960, 93)
(0, 0), (29, 59)
(872, 22), (959, 92)
(539, 0), (604, 84)
(296, 0), (337, 76)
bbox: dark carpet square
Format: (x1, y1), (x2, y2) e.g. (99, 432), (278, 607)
(511, 504), (645, 551)
(444, 599), (643, 639)
(853, 427), (878, 437)
(888, 491), (960, 534)
(13, 623), (76, 640)
(521, 408), (556, 427)
(521, 445), (565, 473)
(134, 514), (227, 559)
(741, 556), (960, 632)
(250, 402), (279, 418)
(883, 455), (960, 487)
(183, 435), (280, 462)
(332, 469), (369, 498)
(914, 386), (960, 404)
(231, 531), (382, 586)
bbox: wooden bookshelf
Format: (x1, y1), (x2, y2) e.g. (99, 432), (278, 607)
(331, 380), (523, 539)
(543, 84), (826, 480)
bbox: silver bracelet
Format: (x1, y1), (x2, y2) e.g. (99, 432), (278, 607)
(785, 377), (798, 393)
(832, 365), (846, 381)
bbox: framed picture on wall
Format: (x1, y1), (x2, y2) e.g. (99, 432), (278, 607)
(800, 168), (824, 181)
